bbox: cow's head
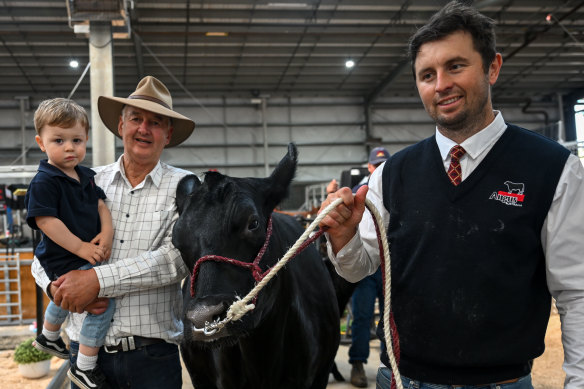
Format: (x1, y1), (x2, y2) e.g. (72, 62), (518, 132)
(172, 143), (297, 344)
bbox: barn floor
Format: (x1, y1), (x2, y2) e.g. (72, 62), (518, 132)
(326, 340), (381, 388)
(0, 310), (564, 389)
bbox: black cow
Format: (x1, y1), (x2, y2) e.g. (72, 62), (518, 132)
(172, 143), (340, 389)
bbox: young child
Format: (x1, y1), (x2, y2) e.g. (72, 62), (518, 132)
(25, 98), (114, 389)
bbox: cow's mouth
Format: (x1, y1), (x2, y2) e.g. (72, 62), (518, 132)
(185, 298), (253, 342)
(189, 326), (246, 348)
(188, 318), (251, 345)
(193, 316), (227, 336)
(188, 319), (229, 342)
(185, 302), (229, 337)
(190, 325), (225, 342)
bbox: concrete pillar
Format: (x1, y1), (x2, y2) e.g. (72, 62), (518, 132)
(15, 96), (29, 166)
(89, 21), (116, 167)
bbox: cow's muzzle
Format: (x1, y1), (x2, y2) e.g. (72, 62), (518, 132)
(186, 300), (231, 338)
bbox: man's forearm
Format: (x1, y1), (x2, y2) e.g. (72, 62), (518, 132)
(94, 242), (188, 298)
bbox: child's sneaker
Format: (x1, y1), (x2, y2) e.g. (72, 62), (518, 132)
(68, 363), (110, 389)
(32, 334), (69, 359)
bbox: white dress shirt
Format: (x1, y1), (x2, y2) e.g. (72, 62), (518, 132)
(32, 156), (191, 346)
(328, 112), (584, 388)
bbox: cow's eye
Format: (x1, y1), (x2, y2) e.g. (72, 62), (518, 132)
(248, 219), (259, 231)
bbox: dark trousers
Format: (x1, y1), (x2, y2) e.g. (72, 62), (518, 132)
(69, 340), (182, 388)
(349, 266), (384, 364)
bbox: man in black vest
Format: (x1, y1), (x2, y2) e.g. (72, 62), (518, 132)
(319, 1), (584, 389)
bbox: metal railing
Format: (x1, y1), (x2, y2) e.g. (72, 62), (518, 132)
(0, 252), (23, 325)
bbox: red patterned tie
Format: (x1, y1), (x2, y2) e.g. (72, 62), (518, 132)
(447, 145), (466, 186)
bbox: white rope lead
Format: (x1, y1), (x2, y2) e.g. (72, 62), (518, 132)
(364, 198), (403, 389)
(224, 196), (403, 389)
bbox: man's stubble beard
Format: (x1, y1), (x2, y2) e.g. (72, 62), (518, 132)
(433, 78), (492, 140)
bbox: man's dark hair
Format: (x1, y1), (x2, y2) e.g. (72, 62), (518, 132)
(408, 0), (497, 79)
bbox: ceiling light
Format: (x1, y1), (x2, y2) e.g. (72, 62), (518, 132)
(205, 32), (228, 37)
(268, 3), (308, 7)
(345, 59), (355, 69)
(69, 60), (79, 68)
(546, 13), (553, 23)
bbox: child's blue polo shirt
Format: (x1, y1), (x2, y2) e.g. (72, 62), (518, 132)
(25, 159), (106, 280)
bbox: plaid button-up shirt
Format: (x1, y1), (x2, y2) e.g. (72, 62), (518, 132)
(32, 156), (191, 346)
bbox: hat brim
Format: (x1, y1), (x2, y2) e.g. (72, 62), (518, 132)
(370, 157), (389, 165)
(97, 96), (195, 148)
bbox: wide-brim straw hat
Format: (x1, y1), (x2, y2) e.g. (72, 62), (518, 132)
(97, 76), (195, 148)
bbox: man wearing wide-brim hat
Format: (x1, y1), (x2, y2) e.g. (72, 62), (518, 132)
(98, 75), (195, 149)
(32, 76), (195, 388)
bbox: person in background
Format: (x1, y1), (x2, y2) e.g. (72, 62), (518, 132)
(319, 2), (584, 389)
(26, 98), (114, 389)
(348, 147), (389, 388)
(31, 76), (196, 389)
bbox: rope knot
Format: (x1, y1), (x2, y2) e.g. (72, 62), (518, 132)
(226, 298), (255, 322)
(252, 268), (264, 281)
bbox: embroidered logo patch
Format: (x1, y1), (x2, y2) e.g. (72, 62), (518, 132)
(489, 181), (525, 207)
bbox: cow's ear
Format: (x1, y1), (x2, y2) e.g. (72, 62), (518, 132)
(264, 143), (297, 211)
(176, 174), (201, 215)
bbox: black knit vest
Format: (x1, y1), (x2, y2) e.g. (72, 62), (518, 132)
(378, 124), (570, 384)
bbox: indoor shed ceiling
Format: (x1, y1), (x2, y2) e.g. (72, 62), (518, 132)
(1, 0), (584, 104)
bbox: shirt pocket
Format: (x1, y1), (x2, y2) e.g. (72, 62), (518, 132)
(135, 210), (172, 248)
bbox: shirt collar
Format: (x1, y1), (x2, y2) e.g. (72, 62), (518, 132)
(37, 159), (94, 183)
(111, 155), (163, 189)
(106, 155), (124, 185)
(38, 159), (66, 177)
(436, 111), (507, 161)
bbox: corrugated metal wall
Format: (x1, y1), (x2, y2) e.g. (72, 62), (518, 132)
(0, 96), (559, 209)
